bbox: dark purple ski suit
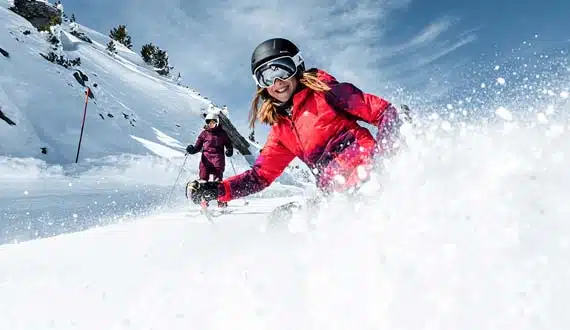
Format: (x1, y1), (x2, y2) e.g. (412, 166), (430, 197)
(188, 125), (233, 181)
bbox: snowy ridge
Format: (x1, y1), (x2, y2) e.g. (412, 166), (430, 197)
(0, 0), (213, 163)
(0, 0), (307, 242)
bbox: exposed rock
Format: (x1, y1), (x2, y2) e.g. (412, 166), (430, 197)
(10, 0), (62, 31)
(217, 113), (251, 155)
(70, 30), (92, 43)
(40, 51), (81, 68)
(72, 71), (85, 86)
(0, 107), (16, 126)
(72, 70), (88, 86)
(0, 47), (9, 58)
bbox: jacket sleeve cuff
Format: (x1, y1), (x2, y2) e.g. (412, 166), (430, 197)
(217, 180), (232, 203)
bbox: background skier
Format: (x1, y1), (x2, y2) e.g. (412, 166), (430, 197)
(185, 112), (233, 206)
(187, 37), (407, 207)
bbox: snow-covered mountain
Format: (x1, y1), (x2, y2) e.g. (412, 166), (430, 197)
(0, 0), (309, 242)
(0, 0), (229, 163)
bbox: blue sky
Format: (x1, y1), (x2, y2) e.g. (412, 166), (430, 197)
(63, 0), (570, 132)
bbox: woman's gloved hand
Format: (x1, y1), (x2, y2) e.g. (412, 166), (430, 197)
(186, 180), (220, 204)
(186, 144), (197, 154)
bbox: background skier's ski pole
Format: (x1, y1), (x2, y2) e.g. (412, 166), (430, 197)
(229, 157), (237, 176)
(166, 154), (189, 206)
(229, 158), (249, 206)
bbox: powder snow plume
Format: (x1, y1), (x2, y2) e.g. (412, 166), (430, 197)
(287, 51), (570, 328)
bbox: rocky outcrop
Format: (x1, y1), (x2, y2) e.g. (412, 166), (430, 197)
(72, 70), (88, 87)
(216, 113), (252, 156)
(0, 107), (16, 126)
(10, 0), (61, 31)
(0, 47), (9, 58)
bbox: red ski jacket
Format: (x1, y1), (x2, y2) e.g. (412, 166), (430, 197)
(218, 69), (399, 202)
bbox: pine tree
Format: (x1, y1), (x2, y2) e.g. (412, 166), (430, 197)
(109, 24), (132, 49)
(106, 40), (117, 54)
(140, 43), (157, 64)
(152, 48), (171, 76)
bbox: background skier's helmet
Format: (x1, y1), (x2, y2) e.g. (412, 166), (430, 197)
(205, 112), (218, 123)
(251, 38), (305, 88)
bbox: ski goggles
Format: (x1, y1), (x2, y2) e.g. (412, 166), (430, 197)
(252, 53), (304, 88)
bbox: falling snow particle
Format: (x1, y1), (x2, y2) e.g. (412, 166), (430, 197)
(497, 77), (506, 85)
(536, 112), (548, 124)
(441, 121), (452, 131)
(333, 175), (346, 185)
(446, 104), (453, 110)
(24, 190), (28, 195)
(561, 91), (569, 99)
(428, 113), (440, 121)
(546, 124), (565, 138)
(494, 65), (500, 71)
(73, 214), (78, 218)
(356, 166), (368, 180)
(481, 83), (486, 88)
(495, 106), (513, 121)
(546, 105), (555, 115)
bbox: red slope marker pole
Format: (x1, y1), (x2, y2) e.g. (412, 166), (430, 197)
(75, 87), (91, 163)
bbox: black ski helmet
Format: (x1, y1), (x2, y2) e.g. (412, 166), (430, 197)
(250, 38), (305, 75)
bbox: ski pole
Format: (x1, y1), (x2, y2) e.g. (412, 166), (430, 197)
(228, 157), (249, 206)
(229, 157), (237, 176)
(166, 154), (189, 206)
(75, 87), (91, 163)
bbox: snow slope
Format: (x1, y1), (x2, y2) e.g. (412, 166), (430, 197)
(0, 0), (220, 163)
(1, 113), (570, 329)
(0, 0), (308, 243)
(2, 1), (570, 328)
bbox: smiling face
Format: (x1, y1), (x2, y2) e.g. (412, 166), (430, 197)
(206, 119), (217, 128)
(266, 77), (298, 103)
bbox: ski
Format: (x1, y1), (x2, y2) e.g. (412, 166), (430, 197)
(199, 200), (215, 224)
(187, 202), (242, 219)
(266, 201), (302, 227)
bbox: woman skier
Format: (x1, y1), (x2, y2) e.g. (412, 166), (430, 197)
(185, 112), (233, 206)
(187, 37), (406, 207)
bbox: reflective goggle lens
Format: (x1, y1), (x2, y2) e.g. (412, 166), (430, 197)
(253, 56), (298, 88)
